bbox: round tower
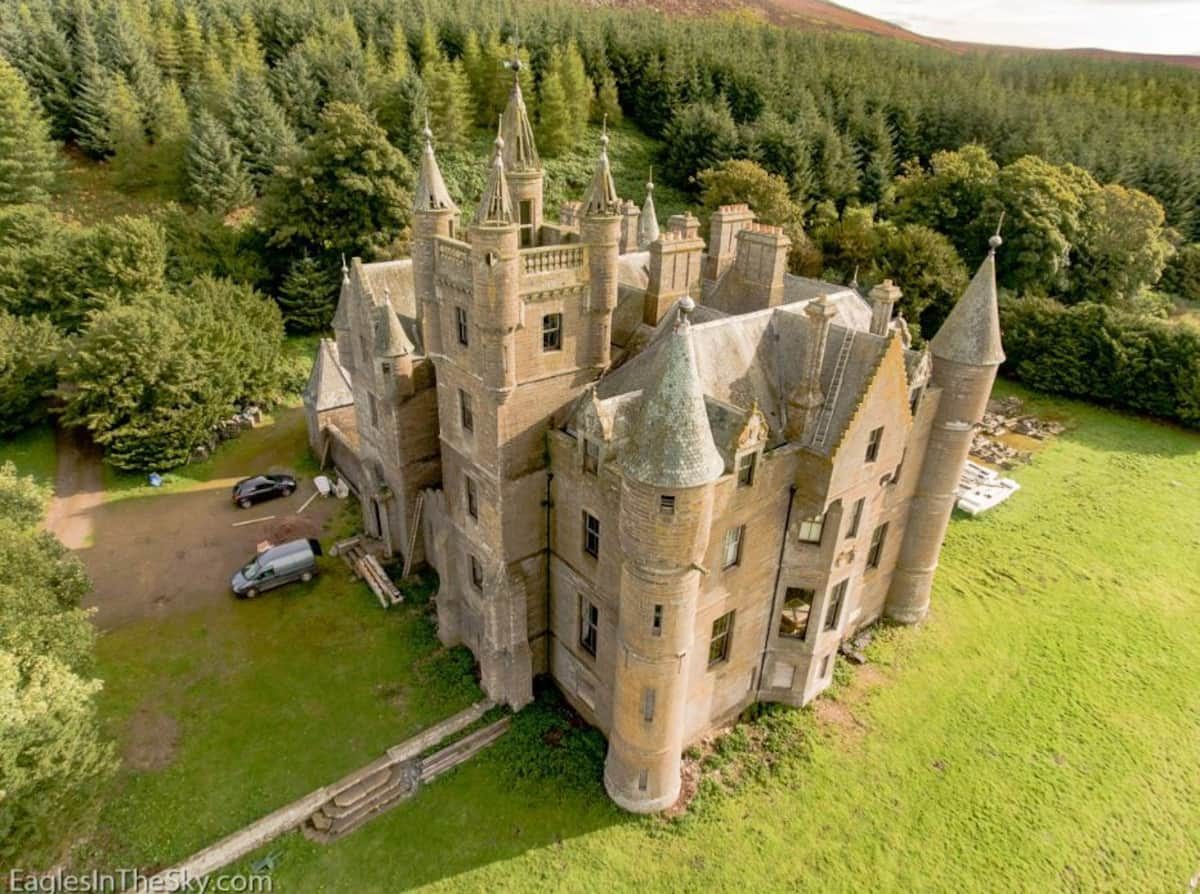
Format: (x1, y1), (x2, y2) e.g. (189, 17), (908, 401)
(499, 62), (543, 247)
(605, 299), (724, 812)
(886, 237), (1005, 623)
(470, 132), (521, 394)
(413, 121), (458, 359)
(579, 129), (622, 370)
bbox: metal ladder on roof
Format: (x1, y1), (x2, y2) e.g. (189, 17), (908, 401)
(810, 329), (856, 449)
(401, 491), (425, 578)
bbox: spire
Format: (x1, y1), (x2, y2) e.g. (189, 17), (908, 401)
(638, 167), (660, 248)
(375, 303), (414, 357)
(499, 36), (540, 173)
(415, 113), (457, 213)
(474, 119), (514, 226)
(928, 233), (1006, 366)
(582, 118), (620, 217)
(624, 297), (725, 488)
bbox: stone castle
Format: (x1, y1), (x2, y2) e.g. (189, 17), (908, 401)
(304, 68), (1004, 813)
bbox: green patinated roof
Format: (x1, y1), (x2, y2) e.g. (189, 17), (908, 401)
(623, 304), (725, 488)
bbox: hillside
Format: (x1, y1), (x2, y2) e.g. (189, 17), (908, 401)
(586, 0), (1200, 69)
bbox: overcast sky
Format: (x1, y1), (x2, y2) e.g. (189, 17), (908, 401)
(838, 1), (1200, 55)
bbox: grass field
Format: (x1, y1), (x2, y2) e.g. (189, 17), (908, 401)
(0, 422), (57, 485)
(214, 381), (1199, 892)
(77, 568), (482, 872)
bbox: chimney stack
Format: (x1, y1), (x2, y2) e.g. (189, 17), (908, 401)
(644, 228), (705, 326)
(869, 279), (902, 336)
(734, 223), (792, 310)
(704, 204), (755, 281)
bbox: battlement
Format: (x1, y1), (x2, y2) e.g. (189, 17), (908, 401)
(717, 203), (751, 213)
(742, 222), (785, 237)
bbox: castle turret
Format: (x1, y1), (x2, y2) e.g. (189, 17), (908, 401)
(786, 294), (837, 442)
(374, 302), (415, 399)
(332, 257), (353, 367)
(499, 60), (543, 248)
(619, 200), (641, 254)
(579, 127), (622, 370)
(886, 236), (1005, 623)
(413, 121), (458, 359)
(471, 128), (521, 395)
(606, 298), (724, 813)
(638, 170), (660, 250)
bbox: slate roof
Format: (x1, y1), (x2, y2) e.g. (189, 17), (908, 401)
(375, 303), (414, 357)
(593, 300), (908, 458)
(638, 177), (660, 247)
(357, 260), (423, 353)
(305, 339), (354, 411)
(621, 308), (726, 488)
(929, 247), (1005, 366)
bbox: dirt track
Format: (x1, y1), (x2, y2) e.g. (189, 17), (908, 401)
(47, 409), (345, 630)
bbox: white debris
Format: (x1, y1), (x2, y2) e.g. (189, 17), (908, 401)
(956, 460), (1021, 516)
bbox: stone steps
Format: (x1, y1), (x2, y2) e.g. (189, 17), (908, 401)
(301, 702), (505, 844)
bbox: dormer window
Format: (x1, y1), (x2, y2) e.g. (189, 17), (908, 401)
(735, 452), (757, 488)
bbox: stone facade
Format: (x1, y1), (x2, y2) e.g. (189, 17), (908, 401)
(303, 73), (1005, 814)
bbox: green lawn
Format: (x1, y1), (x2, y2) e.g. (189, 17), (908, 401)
(77, 570), (482, 872)
(227, 382), (1200, 892)
(0, 422), (57, 485)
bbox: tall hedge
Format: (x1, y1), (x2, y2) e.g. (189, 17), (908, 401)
(1000, 297), (1200, 428)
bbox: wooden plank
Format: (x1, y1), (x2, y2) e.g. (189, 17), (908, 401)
(232, 515), (275, 527)
(297, 490), (319, 514)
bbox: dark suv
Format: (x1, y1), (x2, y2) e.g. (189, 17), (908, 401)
(232, 474), (297, 509)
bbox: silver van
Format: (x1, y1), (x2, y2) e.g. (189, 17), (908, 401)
(231, 538), (321, 598)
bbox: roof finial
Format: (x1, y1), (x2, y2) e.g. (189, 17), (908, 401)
(341, 253), (349, 284)
(422, 109), (433, 146)
(850, 264), (860, 291)
(676, 296), (695, 330)
(989, 211), (1005, 254)
(503, 21), (523, 78)
(601, 114), (609, 149)
(646, 165), (654, 193)
(493, 114), (504, 162)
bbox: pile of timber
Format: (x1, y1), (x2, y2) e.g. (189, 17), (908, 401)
(331, 536), (402, 607)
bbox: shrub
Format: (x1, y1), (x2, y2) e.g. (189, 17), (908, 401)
(1000, 296), (1200, 428)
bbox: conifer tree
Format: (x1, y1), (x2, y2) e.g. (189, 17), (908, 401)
(153, 18), (182, 82)
(185, 109), (253, 215)
(228, 68), (297, 186)
(108, 74), (149, 188)
(261, 102), (413, 262)
(0, 58), (59, 205)
(560, 40), (593, 143)
(594, 69), (622, 125)
(537, 50), (572, 156)
(150, 79), (189, 195)
(425, 59), (474, 150)
(277, 253), (336, 331)
(73, 63), (115, 159)
(177, 9), (205, 82)
(418, 19), (440, 72)
(0, 312), (61, 435)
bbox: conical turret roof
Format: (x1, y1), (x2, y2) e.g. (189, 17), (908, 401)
(623, 299), (725, 488)
(414, 119), (457, 213)
(929, 236), (1005, 366)
(474, 127), (514, 226)
(375, 303), (414, 357)
(582, 125), (620, 218)
(638, 169), (660, 248)
(306, 339), (354, 411)
(500, 69), (540, 173)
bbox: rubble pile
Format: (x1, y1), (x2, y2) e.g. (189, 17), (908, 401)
(190, 405), (264, 463)
(970, 396), (1065, 469)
